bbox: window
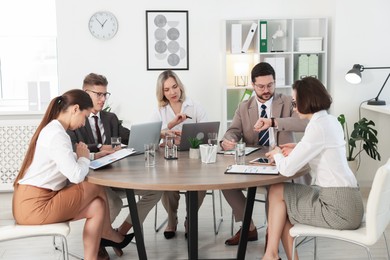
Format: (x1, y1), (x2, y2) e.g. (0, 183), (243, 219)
(0, 0), (58, 112)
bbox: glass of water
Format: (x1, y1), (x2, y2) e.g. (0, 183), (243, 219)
(111, 137), (121, 149)
(144, 143), (156, 167)
(235, 142), (246, 165)
(207, 132), (218, 146)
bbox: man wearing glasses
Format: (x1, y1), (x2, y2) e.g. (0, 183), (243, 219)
(220, 62), (308, 246)
(67, 73), (162, 259)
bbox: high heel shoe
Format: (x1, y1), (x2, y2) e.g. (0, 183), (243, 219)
(100, 233), (134, 253)
(163, 225), (177, 239)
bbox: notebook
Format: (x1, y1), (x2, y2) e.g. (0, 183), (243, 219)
(128, 121), (162, 154)
(224, 164), (279, 175)
(178, 121), (220, 151)
(218, 146), (261, 155)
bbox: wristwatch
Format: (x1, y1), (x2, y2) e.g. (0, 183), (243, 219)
(97, 144), (103, 149)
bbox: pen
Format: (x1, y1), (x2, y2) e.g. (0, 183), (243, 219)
(186, 115), (192, 119)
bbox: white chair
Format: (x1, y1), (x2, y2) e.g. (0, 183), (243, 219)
(0, 210), (72, 260)
(289, 158), (390, 260)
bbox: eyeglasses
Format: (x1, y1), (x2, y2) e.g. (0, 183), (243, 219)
(86, 90), (111, 99)
(291, 100), (297, 108)
(253, 81), (275, 91)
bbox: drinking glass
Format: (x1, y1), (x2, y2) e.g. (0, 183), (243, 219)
(111, 137), (121, 148)
(235, 142), (246, 165)
(164, 133), (178, 159)
(207, 132), (218, 146)
(144, 143), (156, 167)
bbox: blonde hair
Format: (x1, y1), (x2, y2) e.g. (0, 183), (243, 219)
(156, 70), (186, 108)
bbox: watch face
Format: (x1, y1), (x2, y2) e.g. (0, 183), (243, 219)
(89, 11), (118, 40)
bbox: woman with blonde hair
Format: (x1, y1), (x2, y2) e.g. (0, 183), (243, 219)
(13, 89), (133, 260)
(151, 70), (208, 239)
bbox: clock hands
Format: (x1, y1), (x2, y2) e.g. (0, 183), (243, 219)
(95, 17), (103, 27)
(101, 19), (108, 28)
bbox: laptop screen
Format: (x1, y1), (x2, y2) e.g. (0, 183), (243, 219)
(178, 121), (220, 151)
(128, 121), (162, 153)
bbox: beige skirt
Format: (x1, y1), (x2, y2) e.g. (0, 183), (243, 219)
(283, 183), (364, 230)
(13, 183), (85, 225)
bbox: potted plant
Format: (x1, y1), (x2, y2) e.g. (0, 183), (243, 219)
(337, 114), (381, 173)
(188, 137), (202, 159)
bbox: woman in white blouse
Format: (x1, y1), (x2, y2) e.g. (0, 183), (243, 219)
(151, 70), (208, 239)
(13, 89), (133, 260)
(263, 77), (364, 260)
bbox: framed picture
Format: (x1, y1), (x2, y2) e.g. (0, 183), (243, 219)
(146, 10), (189, 70)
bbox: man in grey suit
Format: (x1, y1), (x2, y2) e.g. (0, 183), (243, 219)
(221, 62), (308, 246)
(67, 73), (162, 259)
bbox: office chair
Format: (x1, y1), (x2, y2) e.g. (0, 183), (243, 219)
(290, 158), (390, 260)
(154, 190), (224, 235)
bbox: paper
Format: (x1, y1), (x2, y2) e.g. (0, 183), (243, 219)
(219, 147), (261, 156)
(89, 148), (136, 170)
(225, 164), (279, 175)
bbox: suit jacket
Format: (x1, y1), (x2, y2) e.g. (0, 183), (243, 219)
(223, 93), (308, 146)
(67, 111), (130, 152)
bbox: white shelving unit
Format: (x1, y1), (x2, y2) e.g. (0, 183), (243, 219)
(222, 17), (328, 133)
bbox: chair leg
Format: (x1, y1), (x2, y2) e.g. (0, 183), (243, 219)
(211, 190), (223, 235)
(383, 232), (390, 260)
(292, 236), (298, 260)
(154, 202), (168, 232)
(53, 235), (81, 260)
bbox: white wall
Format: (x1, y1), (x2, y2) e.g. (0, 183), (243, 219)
(55, 0), (390, 183)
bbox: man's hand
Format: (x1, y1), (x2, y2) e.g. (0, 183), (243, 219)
(279, 143), (296, 157)
(76, 142), (90, 159)
(253, 118), (272, 132)
(221, 138), (237, 151)
(99, 144), (115, 152)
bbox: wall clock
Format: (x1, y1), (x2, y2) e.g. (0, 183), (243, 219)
(89, 11), (118, 40)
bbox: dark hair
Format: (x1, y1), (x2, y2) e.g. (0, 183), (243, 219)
(83, 73), (108, 89)
(251, 62), (275, 83)
(292, 77), (332, 114)
(14, 89), (93, 187)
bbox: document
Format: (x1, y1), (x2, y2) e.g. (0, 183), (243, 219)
(225, 164), (279, 175)
(218, 147), (261, 156)
(89, 148), (136, 170)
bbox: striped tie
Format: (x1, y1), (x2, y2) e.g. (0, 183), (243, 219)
(258, 104), (269, 146)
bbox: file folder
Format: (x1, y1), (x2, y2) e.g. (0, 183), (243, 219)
(241, 23), (257, 53)
(296, 54), (309, 80)
(240, 89), (253, 101)
(259, 21), (267, 52)
(231, 24), (242, 54)
(308, 54), (319, 79)
(264, 57), (285, 86)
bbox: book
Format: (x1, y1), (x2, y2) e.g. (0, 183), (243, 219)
(89, 148), (136, 170)
(241, 23), (258, 53)
(240, 89), (253, 102)
(225, 164), (279, 175)
(259, 21), (267, 52)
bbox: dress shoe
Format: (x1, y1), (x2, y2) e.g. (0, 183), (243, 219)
(184, 217), (188, 239)
(163, 225), (177, 239)
(97, 246), (110, 260)
(100, 233), (134, 253)
(225, 227), (258, 246)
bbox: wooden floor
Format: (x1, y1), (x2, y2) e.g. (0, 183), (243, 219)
(1, 187), (389, 260)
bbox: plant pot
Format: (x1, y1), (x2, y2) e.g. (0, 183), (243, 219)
(189, 148), (200, 159)
(347, 160), (359, 176)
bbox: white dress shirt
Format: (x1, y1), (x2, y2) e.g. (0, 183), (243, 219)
(88, 111), (106, 143)
(273, 110), (358, 188)
(255, 97), (276, 147)
(18, 120), (90, 191)
(150, 97), (208, 131)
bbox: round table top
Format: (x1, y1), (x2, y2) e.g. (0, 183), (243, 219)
(86, 149), (309, 191)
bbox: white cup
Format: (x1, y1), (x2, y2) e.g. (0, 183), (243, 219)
(200, 144), (217, 164)
(144, 143), (156, 167)
(235, 142), (246, 165)
(111, 136), (121, 149)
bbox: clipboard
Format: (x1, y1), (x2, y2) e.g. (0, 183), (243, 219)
(89, 148), (136, 170)
(224, 164), (279, 175)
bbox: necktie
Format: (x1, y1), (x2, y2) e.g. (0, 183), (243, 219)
(258, 104), (269, 146)
(93, 116), (103, 145)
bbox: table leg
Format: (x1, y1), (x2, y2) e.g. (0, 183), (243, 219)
(237, 186), (257, 260)
(187, 191), (198, 260)
(125, 189), (147, 260)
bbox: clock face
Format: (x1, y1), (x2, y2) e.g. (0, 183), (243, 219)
(89, 11), (118, 40)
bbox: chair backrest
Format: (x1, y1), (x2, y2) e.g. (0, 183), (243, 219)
(366, 158), (390, 244)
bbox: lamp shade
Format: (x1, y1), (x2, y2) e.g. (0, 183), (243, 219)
(345, 64), (363, 84)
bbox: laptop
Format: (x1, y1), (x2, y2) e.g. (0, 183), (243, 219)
(178, 121), (220, 151)
(128, 121), (162, 154)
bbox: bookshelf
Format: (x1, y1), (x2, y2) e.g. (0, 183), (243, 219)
(222, 17), (328, 133)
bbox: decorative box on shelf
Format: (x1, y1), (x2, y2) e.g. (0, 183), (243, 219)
(296, 37), (322, 52)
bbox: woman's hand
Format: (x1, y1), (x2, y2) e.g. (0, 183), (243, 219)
(95, 149), (115, 159)
(279, 143), (296, 156)
(167, 113), (188, 129)
(76, 142), (90, 159)
(265, 146), (282, 159)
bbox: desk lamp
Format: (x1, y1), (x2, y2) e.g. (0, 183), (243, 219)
(345, 64), (390, 105)
(234, 62), (249, 87)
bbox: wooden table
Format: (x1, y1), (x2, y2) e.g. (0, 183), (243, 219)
(87, 149), (308, 260)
